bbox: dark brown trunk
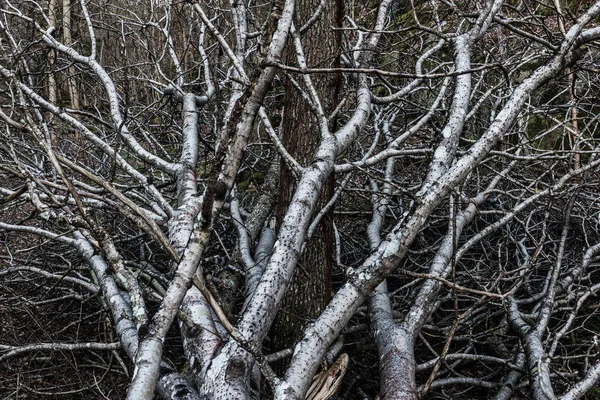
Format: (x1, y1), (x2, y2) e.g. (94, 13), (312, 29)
(272, 0), (343, 365)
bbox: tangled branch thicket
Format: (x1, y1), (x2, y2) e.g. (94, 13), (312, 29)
(2, 0), (600, 399)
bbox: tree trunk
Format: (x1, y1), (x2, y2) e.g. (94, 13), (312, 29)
(62, 0), (80, 117)
(272, 0), (343, 363)
(48, 0), (57, 105)
(48, 0), (58, 147)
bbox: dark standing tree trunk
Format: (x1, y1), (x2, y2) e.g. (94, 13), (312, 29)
(272, 0), (343, 363)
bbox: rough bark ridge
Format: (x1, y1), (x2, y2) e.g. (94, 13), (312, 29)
(273, 0), (342, 359)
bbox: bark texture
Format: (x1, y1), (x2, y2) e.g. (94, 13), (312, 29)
(273, 0), (343, 357)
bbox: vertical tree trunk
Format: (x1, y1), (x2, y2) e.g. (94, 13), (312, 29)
(62, 0), (80, 120)
(48, 0), (57, 105)
(273, 0), (343, 361)
(48, 0), (58, 147)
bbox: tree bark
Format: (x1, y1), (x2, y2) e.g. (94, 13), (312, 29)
(62, 0), (80, 114)
(272, 0), (343, 361)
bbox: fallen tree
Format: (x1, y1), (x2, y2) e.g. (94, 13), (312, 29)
(2, 0), (600, 399)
